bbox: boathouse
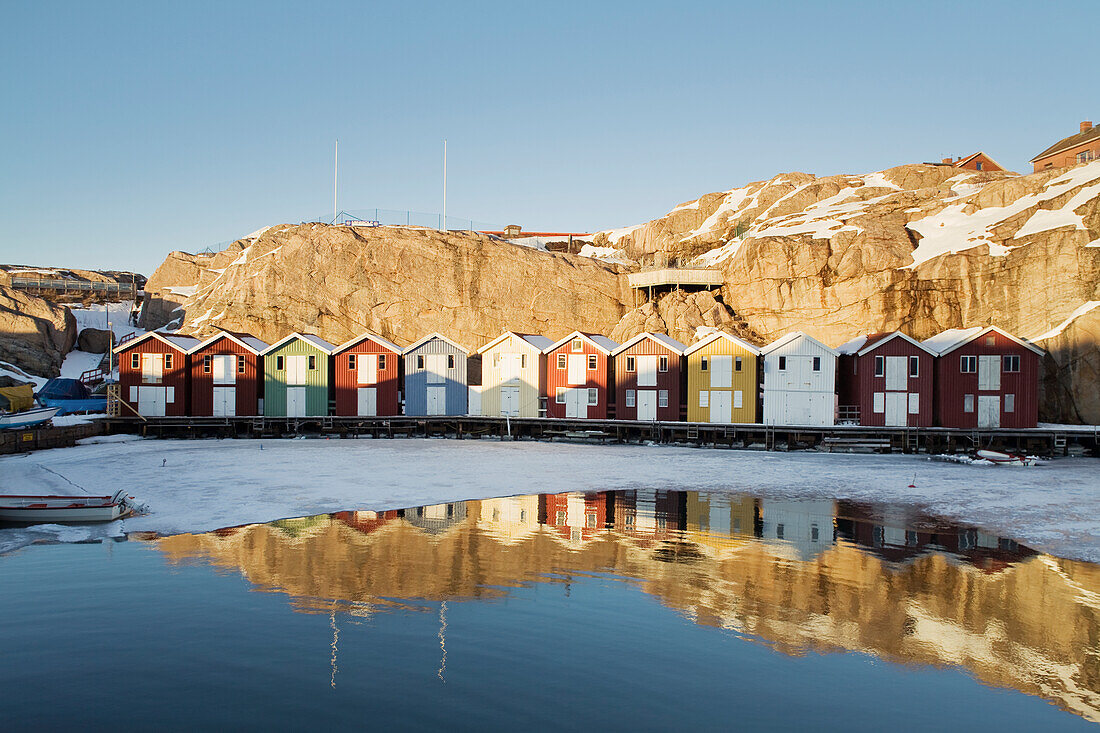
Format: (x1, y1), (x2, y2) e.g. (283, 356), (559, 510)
(402, 333), (468, 415)
(474, 332), (552, 418)
(115, 332), (200, 417)
(922, 326), (1042, 428)
(542, 331), (618, 419)
(187, 331), (268, 417)
(684, 330), (761, 424)
(332, 332), (402, 416)
(761, 332), (838, 426)
(836, 332), (935, 427)
(611, 333), (687, 421)
(261, 333), (336, 417)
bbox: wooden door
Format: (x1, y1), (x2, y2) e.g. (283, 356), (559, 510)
(500, 386), (519, 416)
(567, 355), (585, 385)
(212, 386), (236, 416)
(884, 392), (907, 426)
(637, 389), (657, 420)
(358, 355), (378, 385)
(710, 355), (732, 389)
(286, 386), (307, 417)
(885, 356), (906, 391)
(978, 356), (1001, 391)
(141, 354), (163, 383)
(137, 386), (166, 416)
(978, 395), (1000, 427)
(357, 387), (377, 416)
(637, 356), (658, 387)
(213, 355), (236, 385)
(286, 355), (308, 386)
(426, 354), (447, 384)
(710, 390), (732, 423)
(426, 385), (446, 415)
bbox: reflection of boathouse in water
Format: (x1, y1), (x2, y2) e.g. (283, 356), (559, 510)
(155, 491), (1100, 723)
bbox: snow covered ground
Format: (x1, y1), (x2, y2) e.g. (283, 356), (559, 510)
(1, 438), (1098, 562)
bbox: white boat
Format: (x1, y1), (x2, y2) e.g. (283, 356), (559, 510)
(0, 490), (139, 523)
(0, 406), (60, 430)
(976, 449), (1038, 466)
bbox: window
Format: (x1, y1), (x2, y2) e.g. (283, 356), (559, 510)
(658, 390), (668, 408)
(1005, 393), (1015, 413)
(1003, 355), (1020, 373)
(625, 514), (635, 528)
(131, 353), (139, 369)
(701, 356), (708, 371)
(556, 387), (567, 404)
(521, 354), (527, 369)
(519, 509), (527, 523)
(588, 354), (597, 370)
(447, 354), (455, 369)
(203, 355), (212, 373)
(378, 354), (386, 370)
(905, 530), (918, 547)
(417, 355), (424, 369)
(811, 525), (819, 542)
(493, 353), (500, 367)
(776, 523), (785, 539)
(985, 336), (995, 346)
(812, 356), (821, 372)
(699, 391), (709, 408)
(735, 356), (742, 372)
(875, 355), (885, 377)
(556, 510), (566, 526)
(164, 353), (173, 370)
(1078, 151), (1095, 163)
(308, 355), (316, 370)
(975, 161), (983, 171)
(572, 338), (583, 352)
(658, 355), (668, 372)
(586, 512), (597, 529)
(238, 356), (246, 373)
(778, 356), (787, 371)
(557, 354), (567, 370)
(909, 356), (919, 377)
(587, 388), (598, 406)
(276, 355), (284, 371)
(964, 394), (975, 412)
(492, 508), (500, 522)
(625, 389), (636, 408)
(626, 356), (636, 372)
(960, 355), (977, 373)
(348, 354), (356, 370)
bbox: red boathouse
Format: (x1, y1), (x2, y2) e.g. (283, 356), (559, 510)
(542, 331), (618, 419)
(188, 331), (268, 417)
(115, 332), (200, 417)
(611, 333), (686, 421)
(836, 332), (936, 427)
(332, 332), (402, 416)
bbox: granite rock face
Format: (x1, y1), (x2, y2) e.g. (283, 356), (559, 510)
(0, 284), (77, 377)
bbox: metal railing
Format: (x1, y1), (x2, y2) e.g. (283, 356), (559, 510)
(10, 277), (135, 293)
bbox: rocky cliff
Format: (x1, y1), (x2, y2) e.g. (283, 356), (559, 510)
(0, 284), (77, 378)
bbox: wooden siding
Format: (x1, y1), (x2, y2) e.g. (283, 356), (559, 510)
(262, 338), (331, 417)
(933, 331), (1040, 428)
(613, 338), (683, 422)
(117, 338), (189, 417)
(762, 335), (837, 426)
(544, 339), (611, 420)
(189, 337), (262, 416)
(838, 337), (934, 427)
(478, 335), (544, 417)
(403, 337), (468, 415)
(685, 339), (759, 424)
(332, 338), (401, 416)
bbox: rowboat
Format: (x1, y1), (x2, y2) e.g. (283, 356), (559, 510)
(975, 449), (1038, 466)
(0, 406), (60, 430)
(0, 490), (139, 523)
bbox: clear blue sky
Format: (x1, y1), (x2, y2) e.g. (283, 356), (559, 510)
(2, 0), (1097, 275)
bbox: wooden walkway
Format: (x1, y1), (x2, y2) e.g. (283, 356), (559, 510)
(0, 422), (105, 455)
(97, 416), (1099, 457)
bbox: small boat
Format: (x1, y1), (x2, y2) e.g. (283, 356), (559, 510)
(976, 449), (1038, 466)
(0, 490), (140, 523)
(0, 406), (60, 430)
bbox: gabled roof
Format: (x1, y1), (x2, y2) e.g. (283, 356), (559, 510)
(921, 325), (1044, 356)
(261, 332), (338, 355)
(188, 330), (270, 355)
(836, 331), (937, 357)
(1030, 125), (1100, 163)
(760, 331), (840, 357)
(954, 151), (1007, 171)
(543, 331), (619, 355)
(402, 332), (469, 355)
(611, 332), (687, 356)
(477, 331), (554, 355)
(333, 331), (402, 355)
(114, 331), (202, 353)
(683, 330), (761, 356)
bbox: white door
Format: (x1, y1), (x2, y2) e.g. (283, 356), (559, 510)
(885, 356), (906, 391)
(212, 386), (236, 417)
(286, 355), (308, 385)
(141, 354), (164, 382)
(978, 395), (1000, 427)
(286, 387), (307, 417)
(426, 354), (447, 384)
(357, 387), (377, 416)
(710, 355), (732, 389)
(500, 386), (519, 416)
(500, 354), (521, 384)
(137, 386), (166, 417)
(213, 355), (236, 385)
(978, 355), (1001, 391)
(710, 390), (732, 423)
(637, 356), (658, 387)
(567, 355), (585, 385)
(565, 388), (587, 419)
(426, 385), (447, 415)
(884, 392), (908, 426)
(637, 389), (657, 420)
(358, 355), (378, 385)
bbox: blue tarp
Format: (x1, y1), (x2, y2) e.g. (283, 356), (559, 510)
(36, 378), (106, 415)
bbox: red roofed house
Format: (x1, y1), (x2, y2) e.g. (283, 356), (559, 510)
(921, 326), (1043, 429)
(332, 332), (402, 416)
(543, 331), (618, 419)
(611, 333), (687, 421)
(116, 332), (201, 417)
(941, 152), (1006, 172)
(188, 331), (268, 417)
(1031, 121), (1100, 172)
(836, 332), (936, 427)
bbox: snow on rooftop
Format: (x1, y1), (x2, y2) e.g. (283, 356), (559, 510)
(921, 327), (984, 355)
(836, 334), (869, 355)
(1032, 301), (1100, 341)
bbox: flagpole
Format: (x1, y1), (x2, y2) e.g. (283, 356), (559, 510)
(333, 140), (339, 224)
(442, 139), (447, 232)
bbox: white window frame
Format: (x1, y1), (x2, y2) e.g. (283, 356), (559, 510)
(587, 354), (597, 370)
(701, 356), (708, 372)
(555, 387), (567, 404)
(348, 354), (356, 370)
(308, 355), (316, 370)
(571, 338), (583, 352)
(378, 354), (386, 371)
(812, 356), (821, 372)
(587, 388), (598, 406)
(626, 356), (635, 372)
(778, 356), (787, 371)
(417, 355), (424, 370)
(237, 355), (246, 373)
(1003, 355), (1020, 373)
(909, 355), (919, 378)
(875, 355), (884, 377)
(130, 353), (139, 369)
(658, 355), (668, 372)
(658, 390), (668, 408)
(960, 355), (976, 373)
(699, 391), (708, 408)
(203, 355), (212, 373)
(735, 356), (742, 372)
(873, 392), (885, 413)
(964, 394), (975, 412)
(908, 393), (920, 414)
(447, 354), (455, 369)
(557, 353), (567, 370)
(625, 389), (636, 408)
(164, 353), (173, 370)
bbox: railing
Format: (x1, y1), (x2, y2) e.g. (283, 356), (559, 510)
(114, 332), (138, 348)
(10, 277), (135, 294)
(837, 405), (861, 424)
(80, 367), (107, 386)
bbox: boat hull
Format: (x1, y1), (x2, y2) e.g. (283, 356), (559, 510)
(0, 406), (61, 430)
(0, 492), (133, 523)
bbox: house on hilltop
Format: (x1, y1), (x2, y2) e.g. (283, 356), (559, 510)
(1031, 121), (1099, 172)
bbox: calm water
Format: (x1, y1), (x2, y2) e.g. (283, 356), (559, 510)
(1, 491), (1098, 730)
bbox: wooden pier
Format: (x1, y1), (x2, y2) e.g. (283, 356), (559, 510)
(96, 416), (1099, 457)
(0, 422), (105, 455)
